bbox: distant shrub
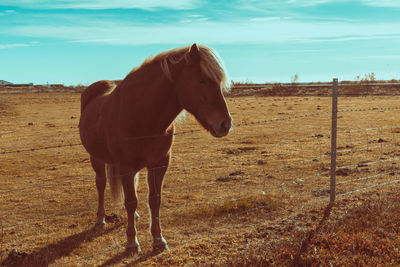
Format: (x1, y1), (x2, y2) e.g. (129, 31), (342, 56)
(290, 74), (299, 84)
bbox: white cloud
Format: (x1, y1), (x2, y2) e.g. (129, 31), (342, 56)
(0, 0), (199, 10)
(0, 41), (38, 49)
(290, 0), (400, 8)
(238, 0), (346, 9)
(361, 0), (400, 7)
(0, 43), (29, 49)
(238, 0), (400, 8)
(250, 17), (289, 22)
(355, 55), (400, 60)
(4, 19), (400, 46)
(0, 10), (16, 16)
(5, 0), (398, 10)
(285, 0), (338, 6)
(180, 16), (209, 23)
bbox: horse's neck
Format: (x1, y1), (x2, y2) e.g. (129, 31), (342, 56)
(115, 63), (182, 134)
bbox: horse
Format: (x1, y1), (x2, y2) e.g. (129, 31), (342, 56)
(79, 43), (232, 253)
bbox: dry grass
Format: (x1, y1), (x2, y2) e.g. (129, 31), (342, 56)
(298, 190), (400, 266)
(224, 189), (400, 266)
(1, 92), (400, 266)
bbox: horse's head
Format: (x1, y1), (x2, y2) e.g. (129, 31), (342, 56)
(173, 44), (232, 138)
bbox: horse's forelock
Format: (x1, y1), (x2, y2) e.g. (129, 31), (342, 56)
(198, 46), (229, 92)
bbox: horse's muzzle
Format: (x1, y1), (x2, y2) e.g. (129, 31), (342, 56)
(210, 116), (232, 138)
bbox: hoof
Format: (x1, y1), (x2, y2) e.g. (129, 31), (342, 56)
(126, 236), (141, 254)
(153, 237), (169, 253)
(126, 244), (141, 254)
(94, 218), (106, 228)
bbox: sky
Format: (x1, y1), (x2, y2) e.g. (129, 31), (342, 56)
(0, 0), (400, 85)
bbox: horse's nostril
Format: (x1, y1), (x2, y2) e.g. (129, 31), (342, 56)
(220, 119), (231, 132)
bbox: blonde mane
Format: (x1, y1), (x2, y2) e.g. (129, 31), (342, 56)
(136, 45), (229, 92)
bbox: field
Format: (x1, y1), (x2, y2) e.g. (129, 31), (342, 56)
(1, 92), (400, 266)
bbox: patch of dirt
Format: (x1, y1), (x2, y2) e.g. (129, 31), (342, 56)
(225, 146), (257, 155)
(336, 168), (352, 176)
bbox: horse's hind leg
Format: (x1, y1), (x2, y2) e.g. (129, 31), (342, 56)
(147, 154), (170, 252)
(90, 156), (106, 227)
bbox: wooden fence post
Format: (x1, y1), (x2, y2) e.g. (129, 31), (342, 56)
(330, 78), (338, 203)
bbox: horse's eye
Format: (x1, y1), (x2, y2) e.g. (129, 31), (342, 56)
(199, 79), (207, 85)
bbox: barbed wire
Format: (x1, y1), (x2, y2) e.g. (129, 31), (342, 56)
(233, 82), (400, 89)
(1, 182), (331, 266)
(2, 170), (399, 265)
(338, 106), (400, 113)
(78, 172), (400, 266)
(0, 142), (83, 155)
(2, 121), (398, 235)
(337, 125), (400, 134)
(2, 104), (399, 155)
(2, 98), (400, 265)
(337, 178), (400, 197)
(2, 162), (398, 265)
(1, 110), (329, 154)
(1, 125), (397, 195)
(337, 142), (398, 154)
(2, 129), (395, 194)
(76, 188), (330, 266)
(338, 156), (399, 170)
(336, 170), (399, 186)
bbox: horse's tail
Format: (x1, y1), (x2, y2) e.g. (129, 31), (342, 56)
(105, 164), (140, 204)
(81, 80), (115, 112)
(105, 164), (124, 204)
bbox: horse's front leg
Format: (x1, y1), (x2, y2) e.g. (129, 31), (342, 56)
(147, 154), (170, 253)
(120, 167), (141, 253)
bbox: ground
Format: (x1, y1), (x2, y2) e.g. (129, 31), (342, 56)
(1, 92), (400, 266)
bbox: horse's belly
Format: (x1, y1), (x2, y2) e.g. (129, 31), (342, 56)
(82, 133), (114, 163)
(118, 135), (174, 167)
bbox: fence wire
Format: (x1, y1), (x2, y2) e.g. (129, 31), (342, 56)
(1, 93), (400, 265)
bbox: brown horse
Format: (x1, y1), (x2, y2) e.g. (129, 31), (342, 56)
(79, 43), (232, 253)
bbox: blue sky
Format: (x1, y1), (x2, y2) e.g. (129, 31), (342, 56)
(0, 0), (400, 85)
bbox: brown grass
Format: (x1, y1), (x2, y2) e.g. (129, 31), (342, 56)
(1, 92), (400, 266)
(226, 190), (400, 266)
(298, 190), (400, 266)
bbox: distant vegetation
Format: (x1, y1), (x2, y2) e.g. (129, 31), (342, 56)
(1, 73), (399, 96)
(230, 73), (400, 97)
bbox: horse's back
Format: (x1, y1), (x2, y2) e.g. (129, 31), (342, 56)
(81, 80), (115, 112)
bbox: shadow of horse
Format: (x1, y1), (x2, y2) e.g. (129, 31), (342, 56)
(2, 223), (123, 267)
(98, 247), (165, 267)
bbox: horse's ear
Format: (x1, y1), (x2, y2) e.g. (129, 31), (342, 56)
(189, 43), (200, 63)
